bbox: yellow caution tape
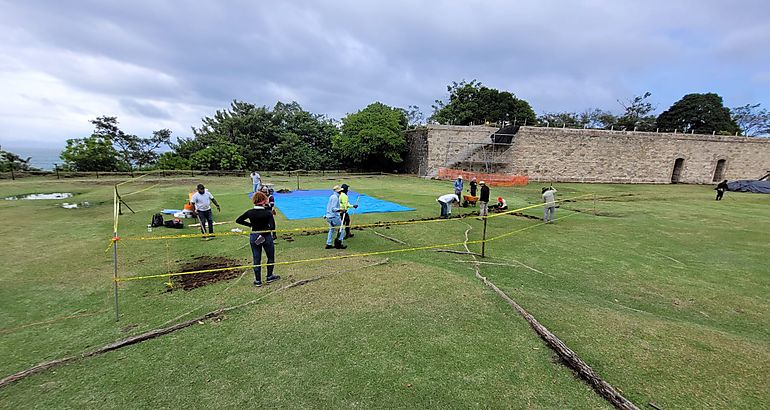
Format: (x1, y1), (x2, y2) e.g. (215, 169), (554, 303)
(121, 183), (160, 197)
(115, 211), (580, 282)
(121, 194), (594, 242)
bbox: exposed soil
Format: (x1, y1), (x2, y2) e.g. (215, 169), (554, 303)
(171, 256), (245, 291)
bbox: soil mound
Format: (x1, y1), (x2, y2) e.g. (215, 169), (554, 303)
(172, 256), (245, 290)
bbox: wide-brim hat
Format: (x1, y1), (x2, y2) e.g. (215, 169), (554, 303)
(333, 185), (343, 192)
(479, 181), (486, 185)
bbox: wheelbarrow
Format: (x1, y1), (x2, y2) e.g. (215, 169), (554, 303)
(462, 194), (479, 207)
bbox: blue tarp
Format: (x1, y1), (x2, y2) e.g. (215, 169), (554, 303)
(270, 189), (414, 220)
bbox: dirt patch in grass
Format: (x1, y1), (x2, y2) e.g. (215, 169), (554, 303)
(564, 208), (625, 217)
(172, 256), (246, 290)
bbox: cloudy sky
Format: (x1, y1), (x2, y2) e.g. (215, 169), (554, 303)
(1, 0), (769, 152)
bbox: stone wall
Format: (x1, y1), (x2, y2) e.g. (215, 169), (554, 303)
(404, 125), (770, 183)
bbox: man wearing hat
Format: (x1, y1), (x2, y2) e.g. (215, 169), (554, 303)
(325, 185), (347, 249)
(339, 183), (358, 239)
(454, 176), (464, 206)
(190, 183), (220, 237)
(478, 181), (490, 217)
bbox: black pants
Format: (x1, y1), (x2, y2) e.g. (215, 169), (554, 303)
(197, 209), (213, 233)
(716, 189), (724, 200)
(342, 211), (352, 237)
(250, 233), (275, 282)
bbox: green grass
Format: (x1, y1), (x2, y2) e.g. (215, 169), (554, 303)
(0, 174), (768, 408)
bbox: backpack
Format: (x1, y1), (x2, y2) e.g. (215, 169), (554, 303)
(151, 213), (164, 227)
(164, 219), (184, 229)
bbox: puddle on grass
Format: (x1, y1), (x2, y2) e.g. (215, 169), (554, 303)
(4, 193), (73, 200)
(61, 202), (91, 209)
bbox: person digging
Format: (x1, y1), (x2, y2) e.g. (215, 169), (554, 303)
(190, 183), (220, 239)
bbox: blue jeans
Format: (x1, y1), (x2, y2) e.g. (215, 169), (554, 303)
(197, 209), (213, 233)
(326, 215), (345, 245)
(250, 233), (275, 282)
(253, 183), (260, 193)
(544, 206), (555, 223)
(439, 201), (450, 217)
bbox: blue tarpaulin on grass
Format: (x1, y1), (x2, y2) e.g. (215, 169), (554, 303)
(268, 189), (414, 220)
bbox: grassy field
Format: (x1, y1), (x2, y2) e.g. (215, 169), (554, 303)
(0, 173), (768, 408)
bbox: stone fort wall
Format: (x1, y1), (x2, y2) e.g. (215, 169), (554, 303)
(404, 125), (770, 184)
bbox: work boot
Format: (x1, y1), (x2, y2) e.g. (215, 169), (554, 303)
(325, 244), (334, 249)
(334, 239), (347, 249)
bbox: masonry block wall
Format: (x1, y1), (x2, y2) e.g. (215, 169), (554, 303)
(404, 125), (770, 183)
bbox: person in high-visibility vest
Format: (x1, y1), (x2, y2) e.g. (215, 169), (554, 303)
(339, 183), (358, 239)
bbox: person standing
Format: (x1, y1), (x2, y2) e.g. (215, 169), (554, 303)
(470, 177), (478, 197)
(339, 183), (358, 239)
(190, 184), (220, 237)
(324, 185), (347, 249)
(454, 176), (464, 206)
(478, 181), (490, 217)
(437, 193), (459, 218)
(715, 179), (728, 200)
(250, 171), (262, 193)
(236, 192), (280, 287)
(542, 186), (557, 223)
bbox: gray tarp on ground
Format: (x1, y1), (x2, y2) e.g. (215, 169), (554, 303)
(727, 180), (770, 194)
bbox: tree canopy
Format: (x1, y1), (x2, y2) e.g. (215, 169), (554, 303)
(431, 80), (536, 126)
(60, 116), (171, 171)
(657, 93), (739, 134)
(731, 104), (770, 137)
(175, 100), (340, 170)
(0, 146), (38, 172)
(334, 102), (407, 171)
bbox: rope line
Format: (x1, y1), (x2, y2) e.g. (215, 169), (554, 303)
(116, 209), (583, 282)
(120, 194), (593, 242)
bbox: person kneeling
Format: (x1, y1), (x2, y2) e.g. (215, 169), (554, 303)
(236, 192), (280, 287)
(494, 196), (508, 212)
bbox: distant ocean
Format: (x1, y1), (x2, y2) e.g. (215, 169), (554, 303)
(9, 147), (63, 171)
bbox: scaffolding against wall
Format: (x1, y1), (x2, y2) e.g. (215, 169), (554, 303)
(442, 136), (516, 173)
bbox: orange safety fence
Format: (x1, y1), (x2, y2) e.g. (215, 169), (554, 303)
(437, 168), (528, 186)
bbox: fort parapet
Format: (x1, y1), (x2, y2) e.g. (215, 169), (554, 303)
(404, 125), (770, 184)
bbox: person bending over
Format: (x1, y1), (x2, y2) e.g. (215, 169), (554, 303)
(437, 193), (459, 218)
(236, 192), (280, 287)
(715, 179), (728, 201)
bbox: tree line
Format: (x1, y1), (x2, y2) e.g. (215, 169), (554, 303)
(5, 81), (765, 173)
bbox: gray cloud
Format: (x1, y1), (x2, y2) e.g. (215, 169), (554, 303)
(1, 0), (769, 148)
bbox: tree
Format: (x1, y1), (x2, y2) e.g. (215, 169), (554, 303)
(731, 104), (770, 137)
(579, 108), (618, 129)
(401, 105), (424, 129)
(616, 92), (657, 131)
(189, 142), (246, 170)
(269, 133), (322, 170)
(0, 146), (38, 172)
(89, 116), (171, 170)
(156, 152), (191, 170)
(181, 100), (340, 170)
(334, 102), (407, 170)
(60, 136), (122, 171)
(657, 93), (739, 134)
(537, 112), (585, 128)
(430, 80), (536, 126)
